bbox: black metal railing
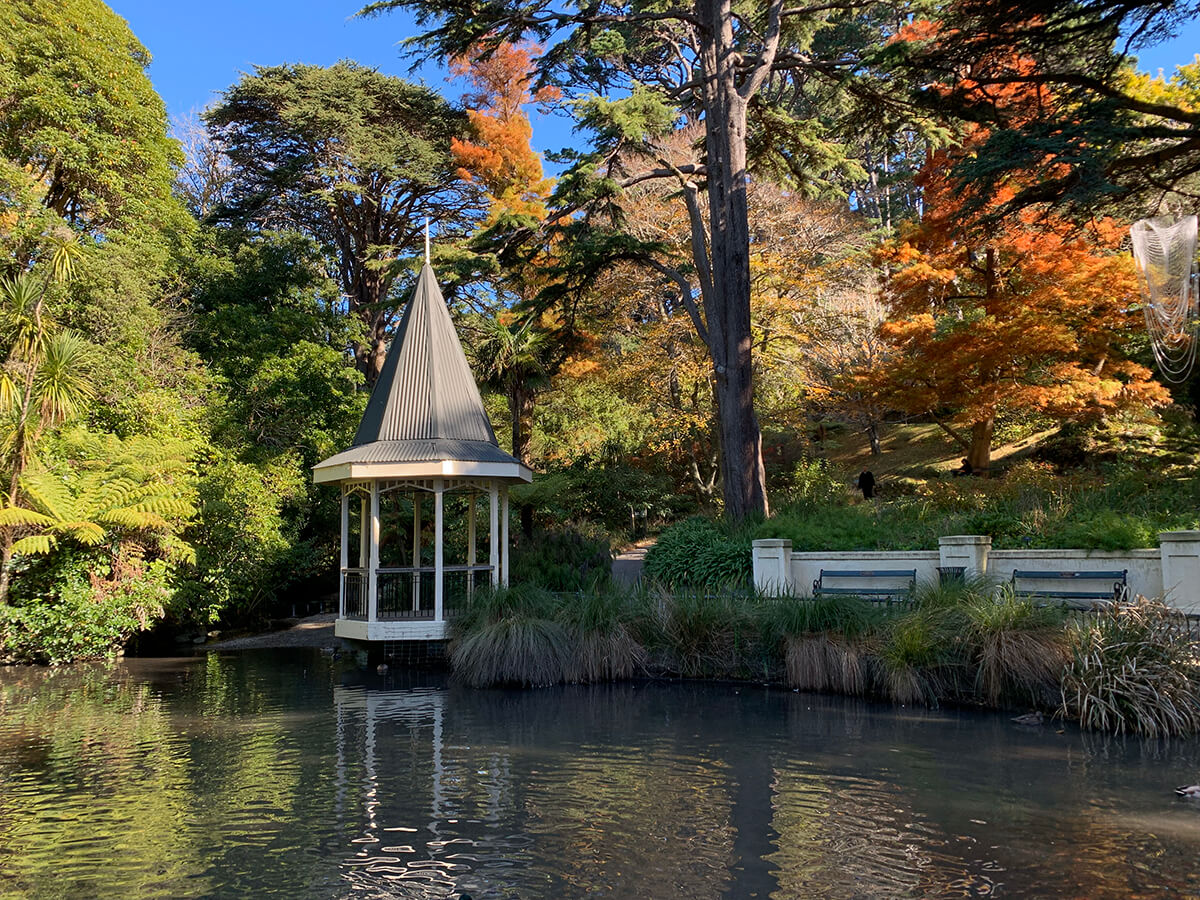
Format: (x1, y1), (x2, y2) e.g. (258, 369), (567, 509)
(343, 569), (367, 619)
(342, 565), (495, 621)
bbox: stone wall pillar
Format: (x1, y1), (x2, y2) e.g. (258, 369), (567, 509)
(752, 539), (793, 596)
(938, 535), (991, 579)
(1159, 531), (1200, 613)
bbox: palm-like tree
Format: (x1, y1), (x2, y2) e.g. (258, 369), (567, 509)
(0, 251), (94, 603)
(472, 312), (556, 465)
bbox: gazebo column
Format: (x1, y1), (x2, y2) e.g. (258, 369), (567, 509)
(358, 494), (369, 568)
(412, 493), (422, 612)
(501, 485), (510, 586)
(368, 481), (380, 623)
(467, 494), (477, 598)
(434, 479), (444, 623)
(339, 489), (349, 617)
(489, 484), (500, 587)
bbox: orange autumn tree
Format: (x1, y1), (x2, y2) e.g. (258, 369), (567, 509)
(873, 175), (1169, 472)
(868, 35), (1169, 472)
(449, 41), (556, 222)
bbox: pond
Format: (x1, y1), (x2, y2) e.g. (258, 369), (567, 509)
(2, 650), (1200, 899)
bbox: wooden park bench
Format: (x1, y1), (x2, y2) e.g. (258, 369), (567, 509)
(812, 568), (917, 602)
(1009, 569), (1129, 609)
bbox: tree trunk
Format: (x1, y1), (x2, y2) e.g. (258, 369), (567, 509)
(867, 422), (882, 457)
(511, 388), (536, 538)
(511, 388), (535, 466)
(967, 419), (993, 474)
(697, 0), (768, 522)
(0, 539), (13, 608)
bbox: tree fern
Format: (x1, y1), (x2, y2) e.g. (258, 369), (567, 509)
(1, 431), (196, 560)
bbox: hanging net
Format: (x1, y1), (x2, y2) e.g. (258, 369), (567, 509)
(1130, 215), (1199, 384)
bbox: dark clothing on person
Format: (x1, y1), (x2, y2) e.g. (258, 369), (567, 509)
(954, 458), (973, 477)
(857, 469), (876, 500)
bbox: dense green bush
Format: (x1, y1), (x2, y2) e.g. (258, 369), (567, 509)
(510, 527), (613, 592)
(643, 517), (753, 588)
(1, 551), (171, 664)
(758, 461), (1200, 552)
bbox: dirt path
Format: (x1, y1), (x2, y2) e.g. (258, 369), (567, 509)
(207, 613), (340, 650)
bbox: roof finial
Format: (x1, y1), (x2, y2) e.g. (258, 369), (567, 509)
(424, 217), (430, 265)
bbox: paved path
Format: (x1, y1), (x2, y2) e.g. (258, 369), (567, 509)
(207, 613), (339, 650)
(612, 539), (654, 586)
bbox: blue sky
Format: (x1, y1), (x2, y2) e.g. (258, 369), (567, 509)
(110, 0), (1200, 160)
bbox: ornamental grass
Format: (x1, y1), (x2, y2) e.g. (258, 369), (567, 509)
(1060, 596), (1200, 737)
(448, 581), (1200, 738)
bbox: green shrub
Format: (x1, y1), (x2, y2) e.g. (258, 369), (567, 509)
(511, 526), (612, 592)
(1054, 511), (1157, 552)
(1061, 597), (1200, 737)
(1, 550), (171, 664)
(644, 517), (752, 588)
(783, 458), (847, 508)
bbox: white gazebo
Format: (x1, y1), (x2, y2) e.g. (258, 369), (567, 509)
(314, 262), (531, 643)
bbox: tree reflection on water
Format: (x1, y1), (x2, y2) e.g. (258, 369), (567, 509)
(1, 651), (1199, 898)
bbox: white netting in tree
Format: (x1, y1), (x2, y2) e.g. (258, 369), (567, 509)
(1131, 215), (1199, 384)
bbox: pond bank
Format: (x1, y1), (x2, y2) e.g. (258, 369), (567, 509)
(206, 613), (340, 650)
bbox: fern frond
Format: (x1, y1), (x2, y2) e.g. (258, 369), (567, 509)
(0, 506), (55, 527)
(11, 534), (53, 556)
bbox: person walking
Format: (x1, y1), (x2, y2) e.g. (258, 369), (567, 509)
(857, 468), (876, 500)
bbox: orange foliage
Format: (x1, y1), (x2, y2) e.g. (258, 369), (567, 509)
(870, 176), (1168, 457)
(865, 49), (1169, 465)
(450, 41), (557, 221)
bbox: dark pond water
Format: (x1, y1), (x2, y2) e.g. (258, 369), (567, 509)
(2, 650), (1200, 899)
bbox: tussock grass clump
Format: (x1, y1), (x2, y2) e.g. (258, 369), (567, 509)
(1061, 596), (1200, 737)
(655, 588), (754, 678)
(964, 588), (1069, 706)
(450, 585), (569, 687)
(451, 617), (573, 687)
(758, 595), (879, 694)
(559, 588), (649, 683)
(877, 611), (955, 705)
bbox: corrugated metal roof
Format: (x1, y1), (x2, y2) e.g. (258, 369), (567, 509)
(353, 263), (498, 447)
(315, 264), (522, 474)
(318, 439), (521, 468)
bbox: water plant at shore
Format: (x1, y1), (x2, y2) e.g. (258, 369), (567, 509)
(448, 581), (1200, 737)
(1061, 596), (1200, 737)
(450, 585), (571, 687)
(559, 587), (647, 682)
(757, 595), (879, 694)
(964, 588), (1068, 707)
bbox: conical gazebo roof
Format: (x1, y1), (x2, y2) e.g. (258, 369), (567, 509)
(313, 264), (531, 484)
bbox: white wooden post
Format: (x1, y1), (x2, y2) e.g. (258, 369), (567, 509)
(358, 494), (369, 568)
(368, 481), (380, 623)
(339, 488), (349, 617)
(434, 479), (444, 623)
(412, 493), (422, 612)
(489, 484), (500, 587)
(467, 493), (477, 598)
(500, 485), (510, 586)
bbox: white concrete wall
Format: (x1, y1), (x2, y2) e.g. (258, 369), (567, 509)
(789, 551), (941, 597)
(751, 532), (1200, 611)
(988, 549), (1161, 603)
